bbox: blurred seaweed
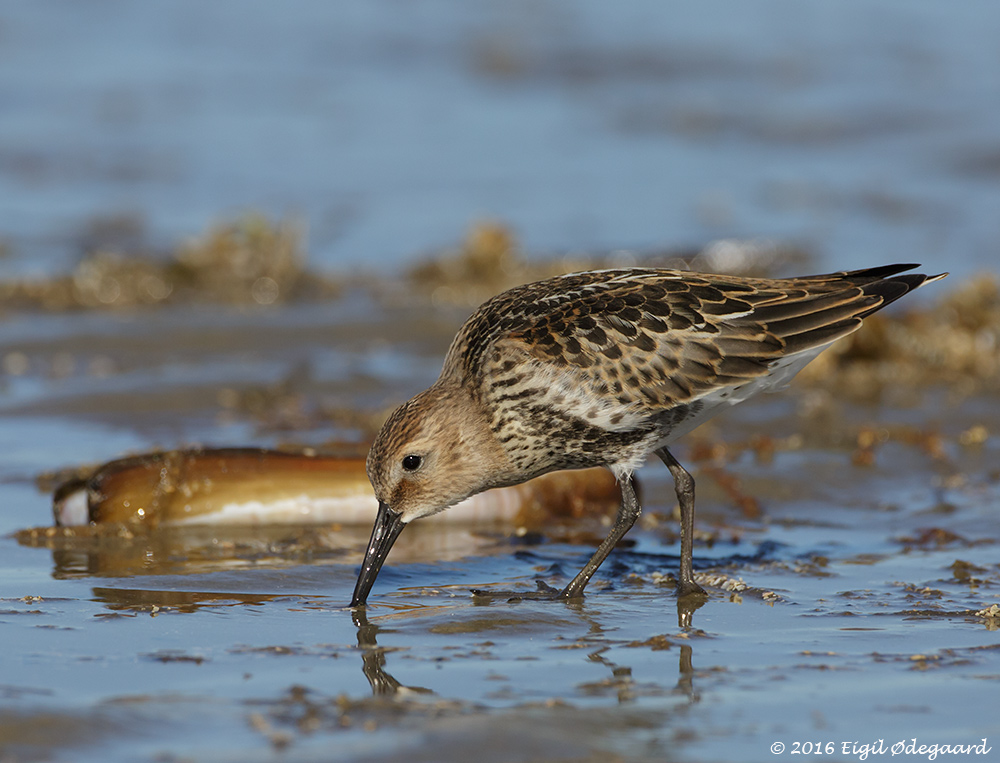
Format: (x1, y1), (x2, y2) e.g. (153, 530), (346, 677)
(0, 214), (340, 311)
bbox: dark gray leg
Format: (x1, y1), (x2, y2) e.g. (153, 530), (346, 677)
(558, 475), (642, 598)
(471, 474), (642, 601)
(656, 448), (707, 597)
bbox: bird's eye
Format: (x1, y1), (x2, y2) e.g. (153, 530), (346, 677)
(401, 454), (422, 472)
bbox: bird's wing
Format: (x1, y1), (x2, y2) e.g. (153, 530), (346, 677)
(458, 265), (940, 432)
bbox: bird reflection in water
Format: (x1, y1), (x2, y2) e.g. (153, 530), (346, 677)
(350, 593), (707, 703)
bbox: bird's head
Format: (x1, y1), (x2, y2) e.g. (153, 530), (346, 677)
(350, 383), (506, 607)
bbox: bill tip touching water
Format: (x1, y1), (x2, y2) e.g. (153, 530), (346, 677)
(351, 264), (947, 608)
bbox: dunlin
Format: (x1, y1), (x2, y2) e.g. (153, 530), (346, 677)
(351, 263), (945, 606)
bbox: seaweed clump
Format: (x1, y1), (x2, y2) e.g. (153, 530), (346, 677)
(0, 214), (339, 311)
(404, 222), (807, 308)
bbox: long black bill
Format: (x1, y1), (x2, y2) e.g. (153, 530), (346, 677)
(350, 501), (406, 607)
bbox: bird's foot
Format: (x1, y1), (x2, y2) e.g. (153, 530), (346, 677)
(677, 578), (708, 598)
(471, 580), (579, 602)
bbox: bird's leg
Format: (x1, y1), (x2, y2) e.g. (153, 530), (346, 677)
(656, 447), (707, 597)
(558, 474), (641, 598)
(472, 475), (641, 601)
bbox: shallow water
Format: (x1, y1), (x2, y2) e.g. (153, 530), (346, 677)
(3, 1), (1000, 280)
(3, 293), (998, 762)
(2, 2), (1000, 762)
